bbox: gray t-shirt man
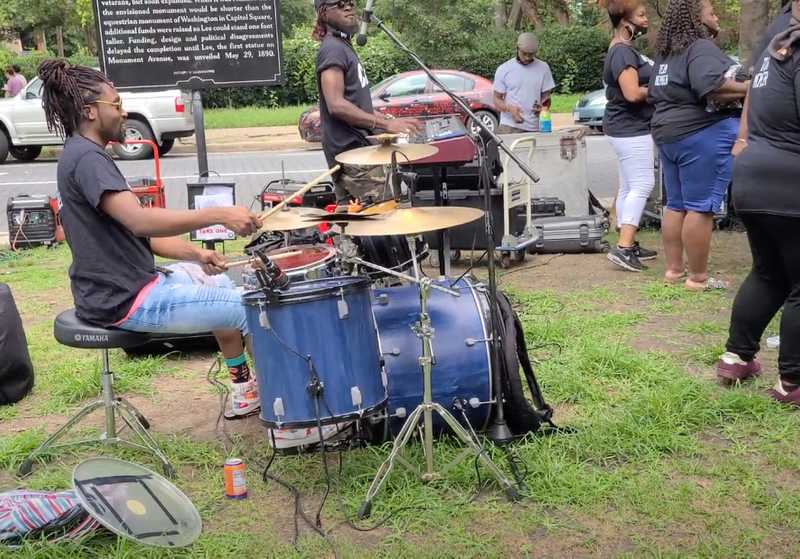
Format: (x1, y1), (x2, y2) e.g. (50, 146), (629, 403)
(493, 36), (556, 132)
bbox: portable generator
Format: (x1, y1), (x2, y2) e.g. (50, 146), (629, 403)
(6, 194), (64, 250)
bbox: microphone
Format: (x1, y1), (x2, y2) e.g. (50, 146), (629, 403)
(355, 0), (375, 47)
(254, 251), (289, 290)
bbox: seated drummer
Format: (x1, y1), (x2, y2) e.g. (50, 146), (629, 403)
(39, 61), (263, 419)
(313, 0), (422, 203)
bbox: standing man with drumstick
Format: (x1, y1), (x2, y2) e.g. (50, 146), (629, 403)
(312, 0), (421, 203)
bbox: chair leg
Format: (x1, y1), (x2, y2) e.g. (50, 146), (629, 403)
(18, 399), (105, 476)
(19, 349), (175, 478)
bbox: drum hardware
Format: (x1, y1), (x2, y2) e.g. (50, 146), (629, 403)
(353, 238), (518, 519)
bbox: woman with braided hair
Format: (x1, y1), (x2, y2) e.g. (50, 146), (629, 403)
(39, 61), (266, 418)
(600, 0), (658, 273)
(648, 0), (748, 290)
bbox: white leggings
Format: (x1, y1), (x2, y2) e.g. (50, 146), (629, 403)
(607, 134), (655, 228)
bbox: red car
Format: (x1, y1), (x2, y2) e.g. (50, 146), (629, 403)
(298, 69), (498, 143)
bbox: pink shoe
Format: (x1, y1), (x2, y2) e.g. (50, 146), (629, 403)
(716, 352), (762, 385)
(767, 380), (800, 408)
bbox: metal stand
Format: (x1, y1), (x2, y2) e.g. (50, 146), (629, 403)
(366, 13), (527, 445)
(350, 241), (519, 519)
(18, 349), (175, 478)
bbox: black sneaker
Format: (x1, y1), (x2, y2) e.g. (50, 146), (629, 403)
(632, 242), (658, 261)
(607, 246), (647, 272)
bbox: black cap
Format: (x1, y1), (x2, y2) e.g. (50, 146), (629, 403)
(315, 0), (338, 10)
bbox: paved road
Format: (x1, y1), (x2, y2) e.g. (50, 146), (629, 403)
(0, 136), (617, 233)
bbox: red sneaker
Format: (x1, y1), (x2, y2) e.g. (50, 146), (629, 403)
(716, 352), (762, 385)
(767, 381), (800, 408)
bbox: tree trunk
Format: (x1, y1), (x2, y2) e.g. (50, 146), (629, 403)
(739, 0), (771, 68)
(56, 27), (64, 58)
(495, 0), (508, 30)
(508, 0), (523, 29)
(34, 29), (47, 52)
(551, 0), (570, 25)
(520, 0), (542, 29)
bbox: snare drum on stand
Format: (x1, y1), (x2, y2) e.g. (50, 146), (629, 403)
(241, 245), (338, 289)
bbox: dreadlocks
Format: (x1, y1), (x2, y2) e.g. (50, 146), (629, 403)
(655, 0), (711, 58)
(311, 6), (329, 41)
(38, 60), (111, 138)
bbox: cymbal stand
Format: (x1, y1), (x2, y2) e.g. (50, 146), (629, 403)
(352, 238), (519, 520)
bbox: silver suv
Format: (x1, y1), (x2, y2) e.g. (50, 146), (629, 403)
(0, 76), (195, 163)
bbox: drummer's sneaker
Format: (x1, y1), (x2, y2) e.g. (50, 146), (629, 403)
(228, 379), (261, 418)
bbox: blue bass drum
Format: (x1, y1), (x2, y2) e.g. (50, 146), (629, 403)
(372, 278), (493, 433)
(243, 277), (387, 427)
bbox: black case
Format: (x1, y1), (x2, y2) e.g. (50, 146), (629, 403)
(0, 283), (34, 405)
(528, 215), (609, 254)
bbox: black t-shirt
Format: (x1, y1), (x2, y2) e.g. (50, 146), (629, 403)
(57, 135), (157, 326)
(316, 34), (374, 168)
(602, 43), (654, 137)
(747, 3), (792, 73)
(648, 39), (734, 144)
(732, 46), (800, 217)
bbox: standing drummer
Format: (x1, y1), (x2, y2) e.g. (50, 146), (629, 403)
(313, 0), (422, 203)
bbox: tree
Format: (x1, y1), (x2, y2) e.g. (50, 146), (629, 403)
(738, 0), (770, 66)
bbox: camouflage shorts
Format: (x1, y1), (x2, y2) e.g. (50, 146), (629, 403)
(334, 164), (389, 203)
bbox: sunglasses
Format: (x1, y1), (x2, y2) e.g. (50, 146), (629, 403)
(327, 0), (355, 9)
(93, 99), (124, 110)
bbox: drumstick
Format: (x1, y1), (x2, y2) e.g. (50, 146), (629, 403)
(260, 165), (342, 221)
(223, 250), (303, 269)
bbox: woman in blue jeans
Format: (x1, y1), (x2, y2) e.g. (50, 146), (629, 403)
(648, 0), (748, 290)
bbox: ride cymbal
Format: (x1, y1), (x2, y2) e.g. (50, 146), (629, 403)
(258, 207), (326, 232)
(335, 143), (439, 166)
(316, 206), (484, 236)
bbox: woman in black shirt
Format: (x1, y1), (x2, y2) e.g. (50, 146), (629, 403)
(600, 0), (657, 273)
(717, 3), (800, 406)
(648, 0), (748, 290)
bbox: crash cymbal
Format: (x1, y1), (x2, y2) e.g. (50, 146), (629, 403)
(258, 207), (326, 232)
(335, 143), (439, 166)
(315, 206), (484, 236)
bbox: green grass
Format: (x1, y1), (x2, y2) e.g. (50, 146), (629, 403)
(550, 93), (583, 113)
(200, 93), (583, 131)
(4, 232), (800, 557)
(204, 105), (308, 129)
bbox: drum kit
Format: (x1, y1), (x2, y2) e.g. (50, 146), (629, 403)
(237, 137), (520, 518)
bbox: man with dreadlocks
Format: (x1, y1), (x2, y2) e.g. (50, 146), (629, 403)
(39, 60), (264, 418)
(648, 0), (748, 291)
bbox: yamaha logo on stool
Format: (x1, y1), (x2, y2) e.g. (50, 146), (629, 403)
(74, 334), (109, 343)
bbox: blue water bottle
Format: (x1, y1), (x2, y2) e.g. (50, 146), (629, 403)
(539, 108), (552, 133)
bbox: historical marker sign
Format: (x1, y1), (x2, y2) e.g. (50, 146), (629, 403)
(93, 0), (284, 91)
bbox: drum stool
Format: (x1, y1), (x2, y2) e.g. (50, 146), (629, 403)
(18, 309), (175, 478)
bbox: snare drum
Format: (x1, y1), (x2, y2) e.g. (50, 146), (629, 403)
(242, 244), (337, 289)
(372, 278), (493, 433)
(244, 276), (387, 427)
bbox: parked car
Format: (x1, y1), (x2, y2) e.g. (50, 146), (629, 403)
(298, 69), (498, 143)
(0, 76), (195, 163)
(573, 88), (606, 132)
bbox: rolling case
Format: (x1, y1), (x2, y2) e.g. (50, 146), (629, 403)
(528, 214), (609, 254)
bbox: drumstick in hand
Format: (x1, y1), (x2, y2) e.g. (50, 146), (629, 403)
(260, 165), (342, 221)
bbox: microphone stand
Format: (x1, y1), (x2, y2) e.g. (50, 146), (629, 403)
(364, 15), (533, 445)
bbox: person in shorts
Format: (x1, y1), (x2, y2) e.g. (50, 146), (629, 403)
(648, 0), (748, 290)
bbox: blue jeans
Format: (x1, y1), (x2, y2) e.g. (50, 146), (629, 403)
(658, 117), (739, 214)
(117, 263), (248, 336)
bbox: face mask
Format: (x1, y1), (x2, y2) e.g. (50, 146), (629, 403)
(626, 24), (647, 41)
(704, 23), (720, 39)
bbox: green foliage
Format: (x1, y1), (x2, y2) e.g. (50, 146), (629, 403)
(0, 52), (98, 86)
(537, 25), (609, 93)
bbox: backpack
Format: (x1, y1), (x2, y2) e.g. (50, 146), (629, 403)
(0, 283), (34, 405)
(491, 290), (555, 436)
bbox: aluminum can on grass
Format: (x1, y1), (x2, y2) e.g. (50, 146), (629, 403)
(223, 458), (247, 499)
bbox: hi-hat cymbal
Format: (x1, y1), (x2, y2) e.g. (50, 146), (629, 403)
(308, 206), (484, 236)
(259, 207), (326, 232)
(335, 143), (439, 166)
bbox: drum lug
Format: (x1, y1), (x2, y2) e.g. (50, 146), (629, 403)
(273, 398), (285, 423)
(393, 407), (407, 419)
(338, 290), (350, 319)
(375, 293), (389, 306)
(468, 397), (495, 408)
(259, 305), (270, 329)
(351, 386), (363, 408)
(465, 336), (492, 347)
(383, 348), (401, 356)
